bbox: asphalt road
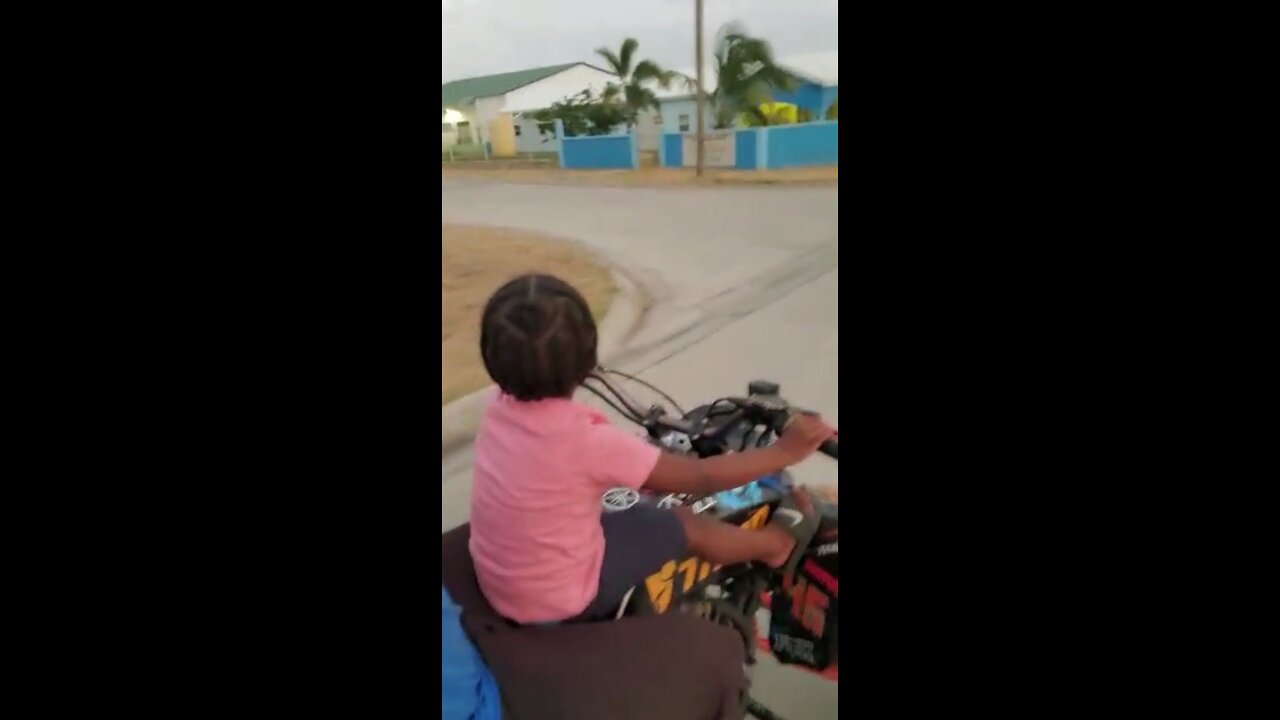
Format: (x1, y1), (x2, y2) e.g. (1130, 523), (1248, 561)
(442, 178), (839, 718)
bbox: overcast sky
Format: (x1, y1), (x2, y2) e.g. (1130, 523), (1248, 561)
(441, 0), (839, 82)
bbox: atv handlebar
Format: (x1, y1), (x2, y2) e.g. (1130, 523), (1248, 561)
(819, 435), (838, 460)
(584, 369), (838, 461)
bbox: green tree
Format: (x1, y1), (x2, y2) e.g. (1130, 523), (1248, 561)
(825, 98), (838, 121)
(707, 23), (801, 129)
(531, 90), (627, 138)
(595, 38), (677, 129)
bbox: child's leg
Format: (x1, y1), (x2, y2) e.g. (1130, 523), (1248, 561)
(572, 505), (689, 621)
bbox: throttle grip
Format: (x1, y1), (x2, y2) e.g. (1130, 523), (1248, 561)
(781, 411), (839, 461)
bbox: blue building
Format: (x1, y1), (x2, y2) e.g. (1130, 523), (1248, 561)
(654, 96), (714, 134)
(770, 77), (839, 119)
(653, 51), (838, 130)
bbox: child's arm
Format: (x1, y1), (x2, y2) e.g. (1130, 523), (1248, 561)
(643, 415), (834, 496)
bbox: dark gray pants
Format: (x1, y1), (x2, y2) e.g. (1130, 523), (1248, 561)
(572, 505), (688, 621)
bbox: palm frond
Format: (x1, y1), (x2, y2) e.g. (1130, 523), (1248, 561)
(623, 84), (660, 119)
(712, 102), (736, 129)
(669, 71), (700, 94)
(595, 48), (623, 76)
(618, 38), (639, 78)
(633, 60), (671, 88)
(716, 21), (749, 44)
(706, 20), (805, 126)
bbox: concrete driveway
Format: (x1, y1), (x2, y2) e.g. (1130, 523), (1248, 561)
(442, 179), (838, 368)
(442, 178), (839, 718)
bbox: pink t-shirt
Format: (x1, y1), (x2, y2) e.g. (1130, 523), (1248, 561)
(469, 391), (661, 624)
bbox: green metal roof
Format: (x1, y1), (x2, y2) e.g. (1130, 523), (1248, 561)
(441, 63), (582, 109)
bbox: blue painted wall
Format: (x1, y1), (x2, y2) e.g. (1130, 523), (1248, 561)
(561, 134), (637, 169)
(659, 121), (837, 170)
(662, 134), (683, 166)
(661, 130), (757, 169)
(516, 120), (638, 154)
(766, 121), (838, 169)
(735, 129), (758, 170)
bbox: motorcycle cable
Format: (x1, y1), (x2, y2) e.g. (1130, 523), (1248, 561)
(580, 380), (647, 424)
(595, 366), (687, 417)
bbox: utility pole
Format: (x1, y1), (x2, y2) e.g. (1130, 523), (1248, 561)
(694, 0), (705, 176)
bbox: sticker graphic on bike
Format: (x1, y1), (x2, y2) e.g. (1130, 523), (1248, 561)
(643, 505), (771, 612)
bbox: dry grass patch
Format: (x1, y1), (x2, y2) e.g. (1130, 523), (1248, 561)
(442, 225), (615, 405)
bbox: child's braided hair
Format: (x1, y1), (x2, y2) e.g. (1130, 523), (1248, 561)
(480, 273), (599, 401)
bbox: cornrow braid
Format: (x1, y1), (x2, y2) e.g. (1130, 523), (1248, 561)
(479, 274), (599, 401)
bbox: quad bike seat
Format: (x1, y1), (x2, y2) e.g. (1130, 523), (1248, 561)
(442, 523), (753, 720)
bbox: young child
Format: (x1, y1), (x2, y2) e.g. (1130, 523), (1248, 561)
(469, 273), (834, 625)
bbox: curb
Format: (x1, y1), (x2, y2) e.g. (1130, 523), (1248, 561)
(441, 268), (646, 455)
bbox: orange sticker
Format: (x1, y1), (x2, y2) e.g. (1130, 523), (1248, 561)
(643, 504), (772, 613)
(645, 560), (676, 613)
(740, 505), (770, 531)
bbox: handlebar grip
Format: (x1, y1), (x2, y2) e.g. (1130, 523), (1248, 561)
(818, 437), (838, 460)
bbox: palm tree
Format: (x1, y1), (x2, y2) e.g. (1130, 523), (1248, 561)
(707, 23), (801, 129)
(595, 38), (677, 129)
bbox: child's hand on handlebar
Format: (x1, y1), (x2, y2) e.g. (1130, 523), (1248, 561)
(777, 413), (836, 464)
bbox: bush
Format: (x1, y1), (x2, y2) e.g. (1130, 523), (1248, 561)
(825, 99), (838, 121)
(531, 90), (627, 138)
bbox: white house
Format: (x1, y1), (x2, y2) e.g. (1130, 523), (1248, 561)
(441, 62), (620, 153)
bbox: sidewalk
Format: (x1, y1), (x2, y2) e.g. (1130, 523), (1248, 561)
(441, 165), (838, 188)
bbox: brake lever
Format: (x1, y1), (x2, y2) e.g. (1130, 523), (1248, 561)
(702, 409), (745, 439)
(652, 414), (696, 436)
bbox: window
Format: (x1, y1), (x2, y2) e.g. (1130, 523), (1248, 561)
(678, 114), (690, 132)
(514, 125), (522, 136)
